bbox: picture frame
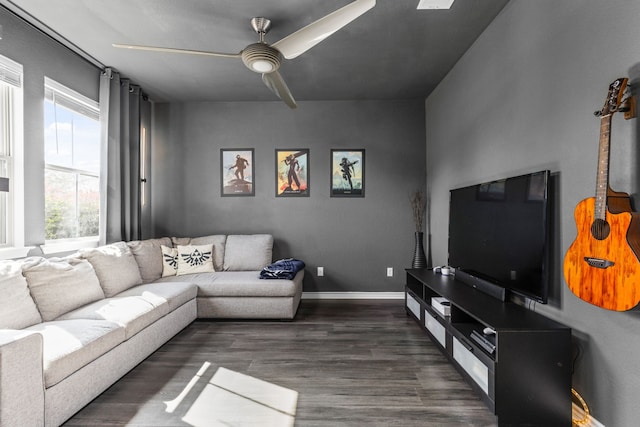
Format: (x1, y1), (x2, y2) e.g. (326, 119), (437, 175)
(276, 149), (309, 197)
(220, 148), (255, 196)
(331, 149), (365, 197)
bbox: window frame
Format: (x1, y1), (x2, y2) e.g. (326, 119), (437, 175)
(0, 53), (28, 260)
(41, 77), (100, 253)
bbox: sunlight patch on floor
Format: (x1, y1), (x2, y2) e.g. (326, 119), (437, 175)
(164, 361), (212, 414)
(165, 363), (298, 427)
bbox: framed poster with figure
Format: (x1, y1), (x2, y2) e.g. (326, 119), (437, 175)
(220, 149), (254, 196)
(276, 149), (309, 197)
(331, 149), (364, 197)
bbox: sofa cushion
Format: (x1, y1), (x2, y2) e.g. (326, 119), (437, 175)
(25, 319), (125, 388)
(0, 260), (42, 329)
(223, 234), (273, 271)
(158, 270), (303, 298)
(117, 282), (197, 312)
(189, 234), (227, 271)
(176, 244), (215, 275)
(171, 236), (191, 247)
(21, 257), (105, 321)
(161, 245), (178, 277)
(57, 295), (168, 339)
(81, 242), (143, 297)
(127, 237), (172, 283)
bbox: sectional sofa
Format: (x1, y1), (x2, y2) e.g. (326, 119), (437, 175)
(0, 234), (304, 427)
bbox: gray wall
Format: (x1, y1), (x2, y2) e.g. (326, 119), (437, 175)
(151, 100), (426, 292)
(0, 6), (101, 248)
(426, 0), (640, 425)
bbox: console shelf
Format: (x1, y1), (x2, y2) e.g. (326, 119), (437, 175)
(405, 269), (572, 426)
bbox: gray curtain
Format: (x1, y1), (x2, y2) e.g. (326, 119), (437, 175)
(99, 67), (148, 244)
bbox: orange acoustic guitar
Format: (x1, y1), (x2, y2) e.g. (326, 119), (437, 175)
(564, 77), (640, 311)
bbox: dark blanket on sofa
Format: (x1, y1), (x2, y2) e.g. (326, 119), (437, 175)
(260, 258), (306, 280)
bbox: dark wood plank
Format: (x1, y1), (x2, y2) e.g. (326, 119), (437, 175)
(63, 299), (498, 426)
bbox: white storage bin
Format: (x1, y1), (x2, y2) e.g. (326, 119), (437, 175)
(453, 337), (489, 394)
(406, 293), (421, 319)
(424, 312), (446, 348)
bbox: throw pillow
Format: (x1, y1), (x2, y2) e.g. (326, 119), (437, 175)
(176, 244), (215, 276)
(21, 257), (105, 321)
(0, 260), (42, 329)
(190, 234), (227, 271)
(161, 245), (179, 277)
(80, 242), (143, 297)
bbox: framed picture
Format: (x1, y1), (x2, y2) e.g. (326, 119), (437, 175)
(220, 149), (254, 196)
(331, 149), (365, 197)
(276, 149), (309, 197)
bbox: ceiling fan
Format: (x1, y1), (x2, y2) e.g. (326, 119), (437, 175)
(113, 0), (376, 109)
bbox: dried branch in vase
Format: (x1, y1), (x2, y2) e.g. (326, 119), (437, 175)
(410, 190), (426, 233)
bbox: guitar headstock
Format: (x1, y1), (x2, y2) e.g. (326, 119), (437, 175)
(597, 77), (629, 117)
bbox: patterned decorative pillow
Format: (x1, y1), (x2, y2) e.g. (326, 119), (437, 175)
(161, 245), (179, 277)
(190, 234), (226, 271)
(176, 244), (215, 276)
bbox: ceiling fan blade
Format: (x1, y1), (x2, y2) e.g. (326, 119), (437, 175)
(262, 71), (297, 109)
(272, 0), (375, 59)
(112, 44), (241, 59)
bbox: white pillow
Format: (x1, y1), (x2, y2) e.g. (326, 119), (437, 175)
(21, 257), (105, 321)
(161, 245), (178, 277)
(176, 244), (215, 276)
(0, 260), (42, 329)
(190, 234), (226, 271)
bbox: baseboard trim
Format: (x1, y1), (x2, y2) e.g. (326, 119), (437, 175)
(302, 292), (405, 300)
(573, 403), (604, 427)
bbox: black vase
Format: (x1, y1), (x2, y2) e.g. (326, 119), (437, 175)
(412, 231), (428, 269)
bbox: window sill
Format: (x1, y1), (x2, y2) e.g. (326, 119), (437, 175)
(41, 238), (99, 255)
(0, 246), (34, 260)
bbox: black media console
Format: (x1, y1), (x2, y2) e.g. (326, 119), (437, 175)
(405, 269), (572, 427)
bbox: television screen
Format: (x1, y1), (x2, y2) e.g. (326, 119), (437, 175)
(448, 170), (551, 303)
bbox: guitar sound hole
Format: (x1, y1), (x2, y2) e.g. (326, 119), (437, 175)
(591, 219), (611, 240)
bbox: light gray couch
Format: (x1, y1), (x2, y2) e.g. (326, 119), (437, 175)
(0, 234), (303, 427)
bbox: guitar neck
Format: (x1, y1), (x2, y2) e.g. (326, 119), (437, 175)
(594, 115), (613, 220)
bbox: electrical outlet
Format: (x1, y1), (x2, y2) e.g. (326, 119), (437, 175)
(317, 267), (324, 277)
(387, 267), (393, 277)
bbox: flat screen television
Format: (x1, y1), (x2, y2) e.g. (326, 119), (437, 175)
(448, 170), (551, 303)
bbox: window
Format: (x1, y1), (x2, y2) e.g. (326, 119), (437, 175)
(0, 53), (25, 257)
(44, 78), (100, 243)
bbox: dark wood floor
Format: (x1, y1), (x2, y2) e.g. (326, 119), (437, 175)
(63, 299), (498, 426)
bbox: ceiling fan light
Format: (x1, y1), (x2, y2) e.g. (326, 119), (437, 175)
(241, 43), (282, 74)
(251, 60), (274, 73)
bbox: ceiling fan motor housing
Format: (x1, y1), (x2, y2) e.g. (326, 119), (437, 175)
(241, 42), (282, 73)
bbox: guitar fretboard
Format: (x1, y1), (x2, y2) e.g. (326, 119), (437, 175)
(594, 115), (612, 221)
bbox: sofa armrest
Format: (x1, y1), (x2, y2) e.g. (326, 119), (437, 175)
(0, 330), (45, 427)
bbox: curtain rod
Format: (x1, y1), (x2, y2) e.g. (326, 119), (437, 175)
(0, 2), (105, 69)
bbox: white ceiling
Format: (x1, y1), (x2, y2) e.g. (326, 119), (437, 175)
(0, 0), (509, 103)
